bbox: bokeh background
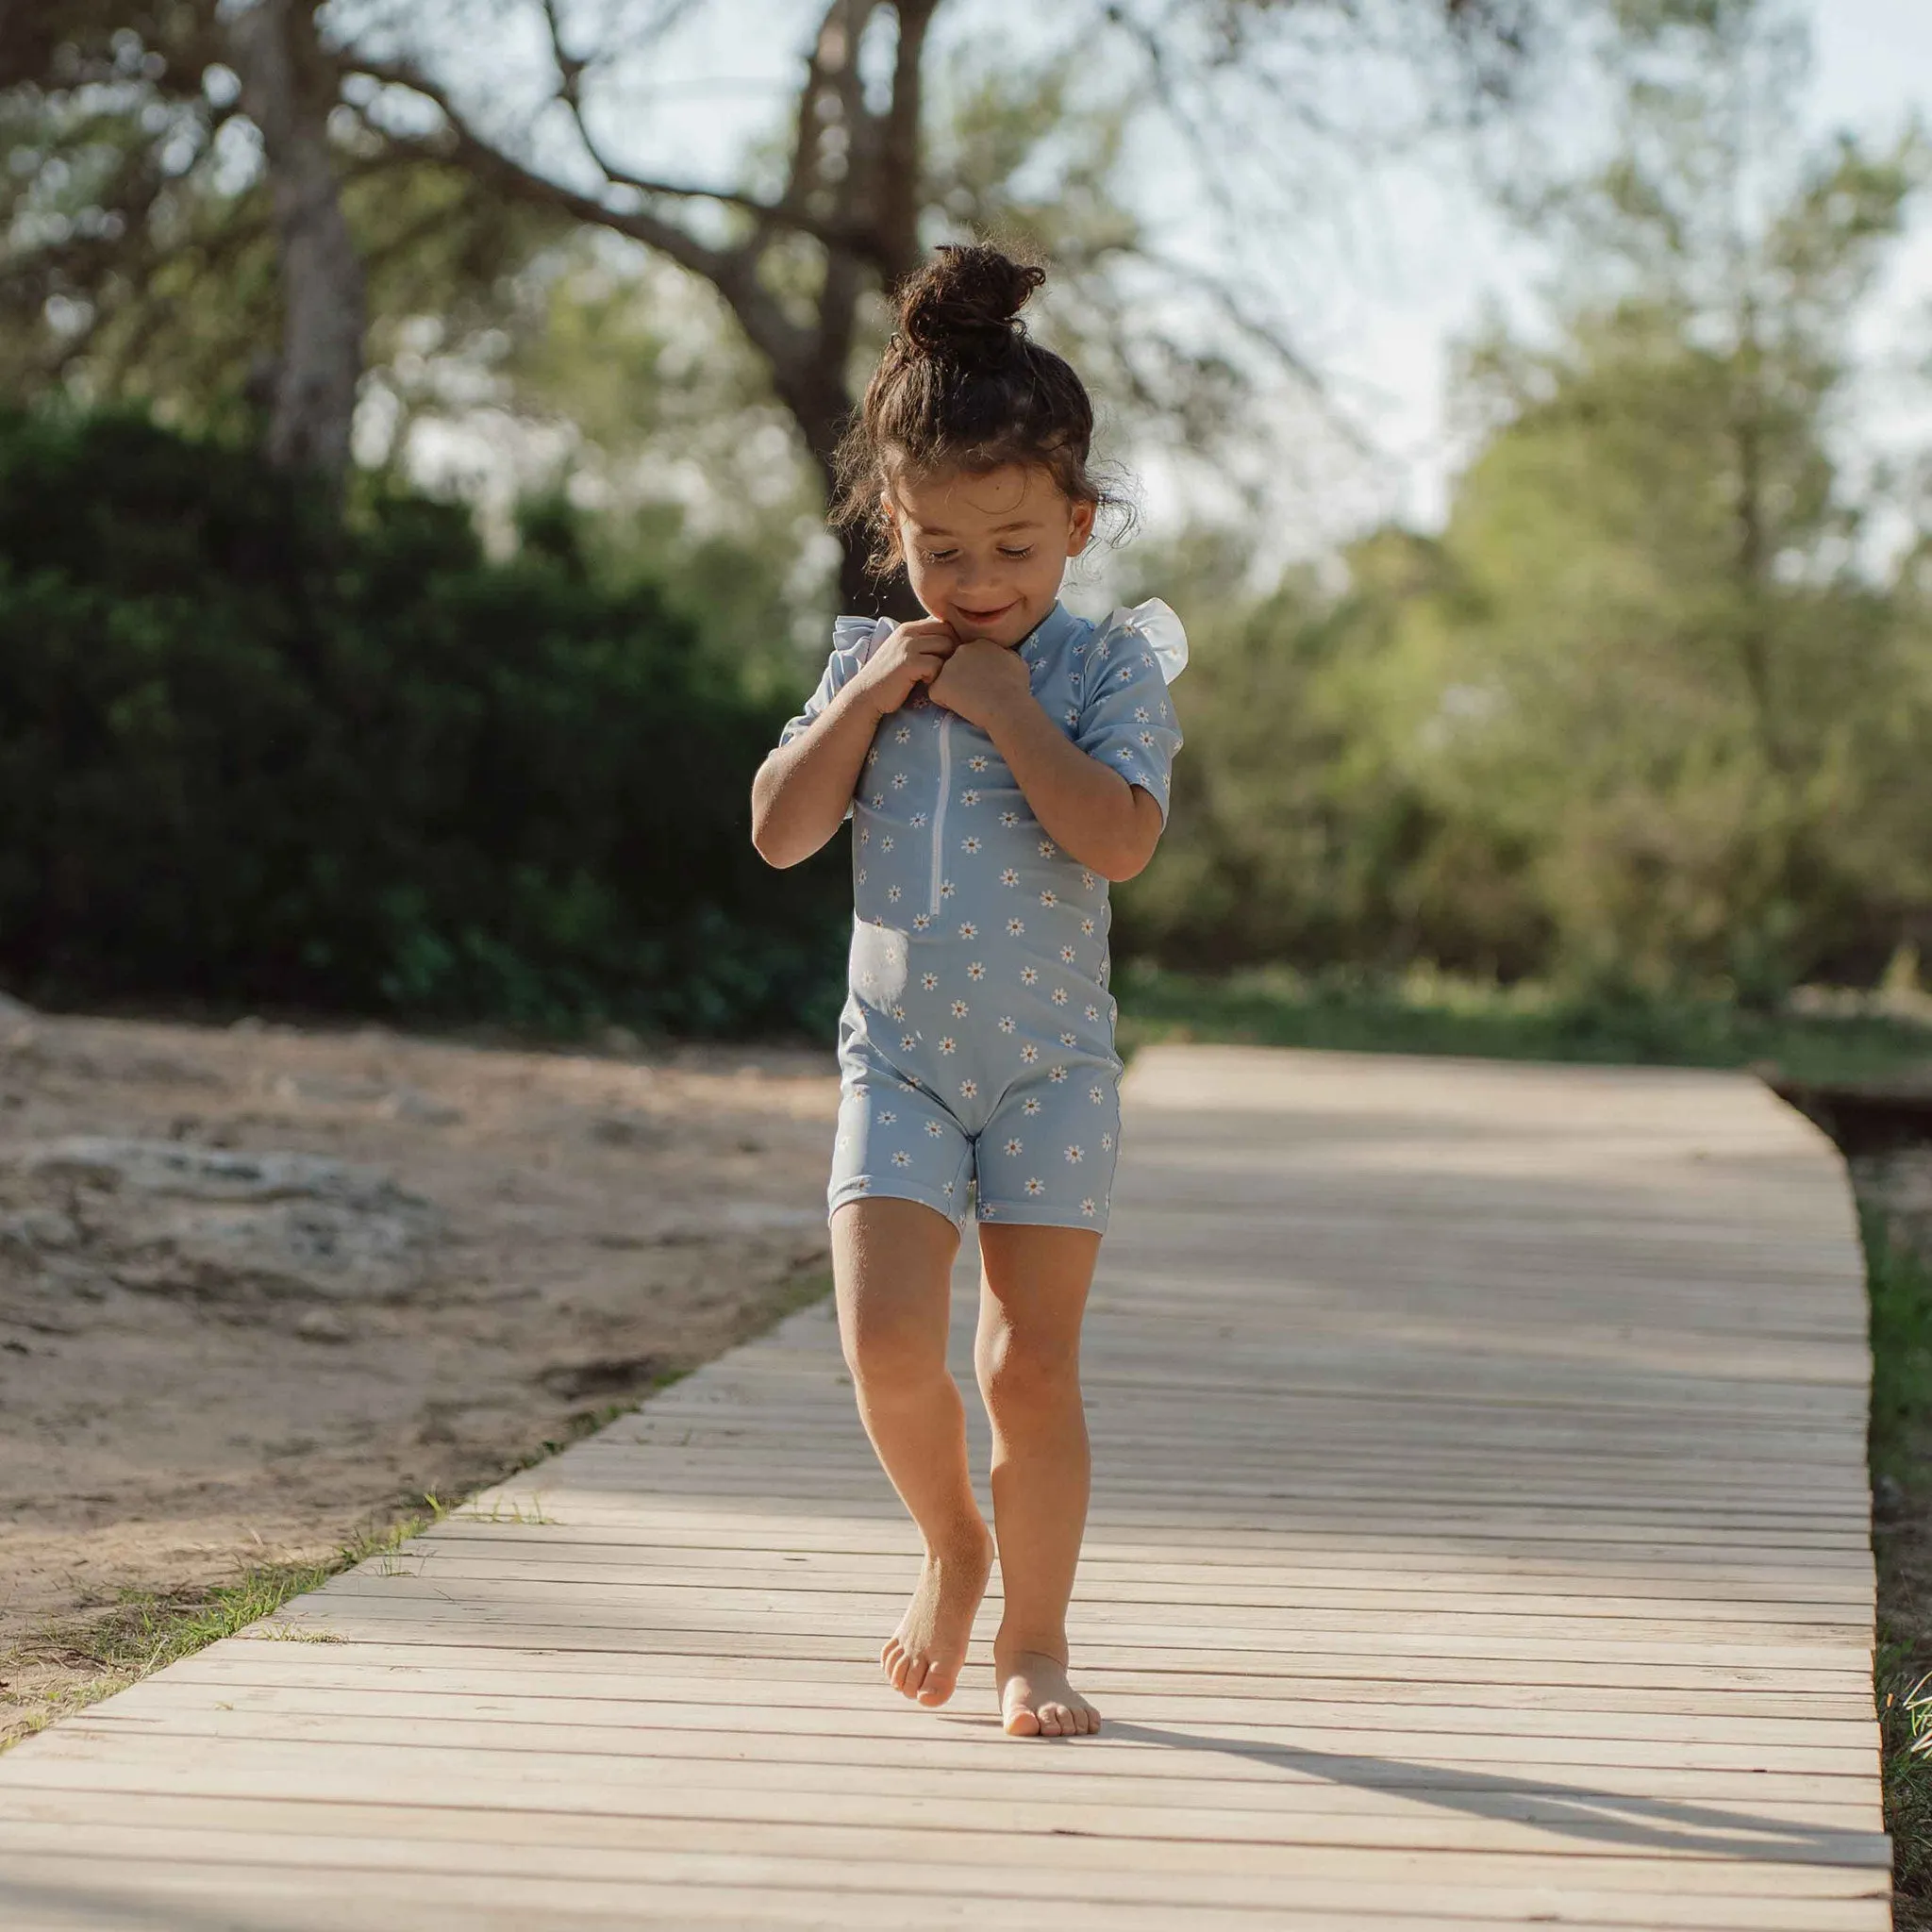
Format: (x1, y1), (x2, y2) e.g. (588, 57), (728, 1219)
(4, 0), (1930, 1072)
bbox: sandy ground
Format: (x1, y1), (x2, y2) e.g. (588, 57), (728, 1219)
(0, 1007), (838, 1740)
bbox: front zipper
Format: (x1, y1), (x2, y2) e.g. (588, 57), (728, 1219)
(929, 711), (952, 918)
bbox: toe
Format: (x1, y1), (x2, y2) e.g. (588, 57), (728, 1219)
(889, 1650), (912, 1692)
(1004, 1701), (1041, 1738)
(903, 1655), (930, 1697)
(916, 1663), (958, 1707)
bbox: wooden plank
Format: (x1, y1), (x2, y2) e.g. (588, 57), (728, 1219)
(0, 1045), (1887, 1926)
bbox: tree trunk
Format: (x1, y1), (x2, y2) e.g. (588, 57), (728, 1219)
(228, 0), (365, 487)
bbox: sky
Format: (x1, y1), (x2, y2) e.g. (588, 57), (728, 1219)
(443, 0), (1932, 560)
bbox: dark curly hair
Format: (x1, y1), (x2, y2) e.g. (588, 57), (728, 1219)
(833, 244), (1121, 578)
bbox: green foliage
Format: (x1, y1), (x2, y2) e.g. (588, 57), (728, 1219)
(1116, 961), (1932, 1086)
(0, 408), (846, 1035)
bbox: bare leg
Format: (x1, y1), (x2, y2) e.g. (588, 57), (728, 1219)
(975, 1223), (1103, 1739)
(832, 1199), (993, 1708)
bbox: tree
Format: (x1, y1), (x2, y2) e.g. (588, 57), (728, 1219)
(5, 0), (1560, 595)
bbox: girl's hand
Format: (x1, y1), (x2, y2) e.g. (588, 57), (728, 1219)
(928, 637), (1032, 731)
(853, 617), (960, 717)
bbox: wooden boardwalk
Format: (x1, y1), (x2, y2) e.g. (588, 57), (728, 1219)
(0, 1046), (1888, 1929)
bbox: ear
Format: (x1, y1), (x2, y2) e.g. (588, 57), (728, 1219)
(1067, 498), (1096, 558)
(879, 489), (901, 532)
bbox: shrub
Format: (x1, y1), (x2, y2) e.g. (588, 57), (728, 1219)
(0, 409), (845, 1035)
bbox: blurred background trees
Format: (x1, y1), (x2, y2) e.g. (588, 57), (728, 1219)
(0, 0), (1926, 1032)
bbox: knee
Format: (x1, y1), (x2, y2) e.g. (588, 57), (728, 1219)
(842, 1313), (941, 1401)
(976, 1322), (1080, 1420)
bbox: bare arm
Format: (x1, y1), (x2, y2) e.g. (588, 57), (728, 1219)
(928, 641), (1165, 881)
(751, 619), (958, 870)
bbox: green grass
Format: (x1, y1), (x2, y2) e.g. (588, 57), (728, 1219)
(1115, 962), (1932, 1086)
(1865, 1211), (1932, 1923)
(1, 1498), (449, 1751)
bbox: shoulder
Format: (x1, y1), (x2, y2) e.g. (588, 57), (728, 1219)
(831, 614), (895, 665)
(1093, 598), (1187, 683)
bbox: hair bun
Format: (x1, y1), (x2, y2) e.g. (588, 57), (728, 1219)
(897, 244), (1044, 361)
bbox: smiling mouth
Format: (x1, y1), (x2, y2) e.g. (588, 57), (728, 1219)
(957, 602), (1018, 625)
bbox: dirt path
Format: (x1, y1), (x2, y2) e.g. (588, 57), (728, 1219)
(0, 1008), (838, 1740)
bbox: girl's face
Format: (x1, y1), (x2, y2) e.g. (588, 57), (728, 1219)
(885, 463), (1095, 648)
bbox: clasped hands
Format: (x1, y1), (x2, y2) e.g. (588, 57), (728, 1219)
(856, 617), (1035, 734)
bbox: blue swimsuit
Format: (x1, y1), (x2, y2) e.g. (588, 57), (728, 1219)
(779, 599), (1184, 1233)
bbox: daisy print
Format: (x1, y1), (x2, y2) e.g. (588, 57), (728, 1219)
(1000, 868), (1020, 888)
(1080, 1198), (1097, 1219)
(921, 972), (939, 991)
(1000, 811), (1021, 828)
(1102, 1132), (1115, 1152)
(1086, 1004), (1100, 1021)
(939, 1037), (958, 1055)
(1004, 1138), (1024, 1157)
(1023, 1097), (1042, 1117)
(1049, 1066), (1068, 1084)
(887, 885), (902, 903)
(894, 725), (911, 743)
(967, 960), (985, 980)
(968, 755), (989, 772)
(925, 1120), (945, 1138)
(876, 1108), (897, 1124)
(941, 880), (957, 899)
(891, 773), (908, 790)
(911, 811), (928, 828)
(959, 1079), (978, 1100)
(891, 1151), (911, 1168)
(1080, 871), (1095, 891)
(880, 835), (893, 851)
(1021, 966), (1040, 986)
(1089, 1084), (1106, 1104)
(1024, 1177), (1045, 1197)
(912, 913), (932, 931)
(1051, 987), (1069, 1006)
(951, 999), (970, 1018)
(960, 836), (981, 854)
(900, 1034), (917, 1052)
(1039, 890), (1058, 908)
(1007, 918), (1025, 937)
(1065, 1145), (1084, 1164)
(959, 790), (980, 807)
(1059, 1031), (1078, 1048)
(1081, 918), (1096, 936)
(1020, 1043), (1039, 1064)
(997, 1015), (1016, 1034)
(1039, 838), (1058, 858)
(958, 922), (976, 940)
(1060, 946), (1078, 965)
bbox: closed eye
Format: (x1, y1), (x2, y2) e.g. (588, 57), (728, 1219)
(998, 546), (1035, 559)
(921, 548), (958, 564)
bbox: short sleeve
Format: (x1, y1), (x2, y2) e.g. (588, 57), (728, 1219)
(777, 616), (891, 749)
(1074, 613), (1184, 823)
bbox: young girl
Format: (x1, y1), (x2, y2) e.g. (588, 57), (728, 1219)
(750, 244), (1182, 1740)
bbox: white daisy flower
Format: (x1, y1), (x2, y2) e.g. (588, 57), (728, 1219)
(968, 960), (985, 980)
(960, 1079), (979, 1099)
(1005, 1137), (1024, 1157)
(872, 793), (884, 808)
(859, 828), (871, 845)
(951, 999), (969, 1018)
(860, 970), (876, 987)
(997, 1015), (1016, 1034)
(891, 1004), (906, 1019)
(1049, 1066), (1068, 1084)
(891, 1150), (910, 1168)
(895, 726), (911, 743)
(857, 868), (868, 884)
(1080, 871), (1095, 891)
(880, 835), (893, 851)
(941, 880), (957, 899)
(876, 1108), (897, 1124)
(1080, 1198), (1097, 1218)
(939, 1036), (957, 1055)
(1040, 890), (1058, 908)
(1090, 1084), (1105, 1104)
(926, 1120), (945, 1138)
(1081, 918), (1096, 936)
(891, 773), (908, 789)
(1059, 1031), (1077, 1047)
(921, 972), (940, 990)
(1118, 666), (1132, 682)
(1102, 1133), (1115, 1151)
(1059, 946), (1077, 964)
(981, 1200), (996, 1215)
(1007, 918), (1025, 936)
(856, 1176), (873, 1191)
(1023, 1098), (1042, 1117)
(1000, 811), (1021, 828)
(969, 754), (989, 771)
(958, 921), (976, 939)
(1065, 1145), (1083, 1164)
(1021, 966), (1040, 986)
(888, 885), (902, 902)
(960, 836), (981, 854)
(1134, 706), (1149, 723)
(959, 790), (981, 806)
(1000, 868), (1020, 888)
(1024, 1177), (1045, 1197)
(1039, 838), (1058, 858)
(1021, 1043), (1039, 1064)
(901, 1035), (917, 1052)
(911, 812), (928, 828)
(1140, 730), (1155, 747)
(912, 913), (932, 931)
(1087, 1004), (1101, 1022)
(1064, 708), (1078, 726)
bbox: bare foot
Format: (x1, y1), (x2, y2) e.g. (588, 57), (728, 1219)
(998, 1647), (1101, 1738)
(880, 1524), (994, 1707)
